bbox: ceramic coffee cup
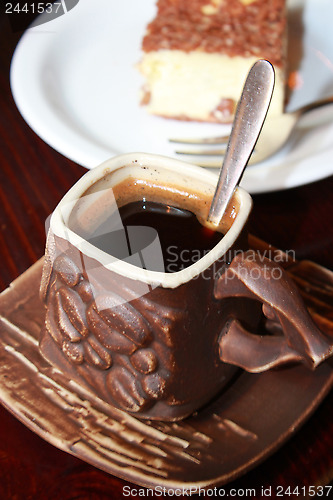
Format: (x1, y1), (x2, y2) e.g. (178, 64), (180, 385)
(40, 153), (332, 421)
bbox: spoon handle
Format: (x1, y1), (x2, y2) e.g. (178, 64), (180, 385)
(207, 60), (275, 227)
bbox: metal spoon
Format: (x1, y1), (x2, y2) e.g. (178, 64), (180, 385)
(207, 59), (275, 227)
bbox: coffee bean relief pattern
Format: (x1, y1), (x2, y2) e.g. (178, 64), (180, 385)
(42, 254), (172, 413)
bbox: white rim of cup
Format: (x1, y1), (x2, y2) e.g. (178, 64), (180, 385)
(49, 153), (253, 288)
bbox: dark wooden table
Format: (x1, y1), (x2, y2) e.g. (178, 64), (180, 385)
(0, 10), (332, 500)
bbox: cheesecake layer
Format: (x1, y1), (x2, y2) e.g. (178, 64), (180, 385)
(139, 51), (285, 122)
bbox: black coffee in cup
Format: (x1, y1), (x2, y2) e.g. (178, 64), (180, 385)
(88, 200), (223, 273)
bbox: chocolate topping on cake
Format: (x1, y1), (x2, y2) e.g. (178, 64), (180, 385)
(142, 0), (286, 66)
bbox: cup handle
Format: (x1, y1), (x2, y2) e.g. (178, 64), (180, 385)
(214, 250), (333, 372)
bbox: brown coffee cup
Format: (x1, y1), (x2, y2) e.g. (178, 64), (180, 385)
(39, 153), (333, 421)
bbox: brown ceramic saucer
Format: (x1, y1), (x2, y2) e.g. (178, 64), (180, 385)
(0, 239), (332, 492)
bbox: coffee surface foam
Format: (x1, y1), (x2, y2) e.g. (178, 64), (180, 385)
(68, 164), (239, 239)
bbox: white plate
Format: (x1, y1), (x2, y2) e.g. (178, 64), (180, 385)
(10, 0), (333, 193)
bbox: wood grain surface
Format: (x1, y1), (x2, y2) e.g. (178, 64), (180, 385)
(0, 8), (332, 500)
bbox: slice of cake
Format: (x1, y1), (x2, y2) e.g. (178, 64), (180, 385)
(138, 0), (287, 123)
